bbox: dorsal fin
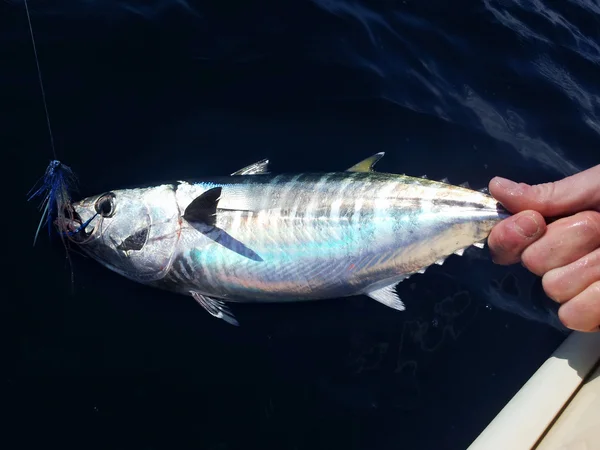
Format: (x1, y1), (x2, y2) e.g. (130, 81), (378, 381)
(183, 187), (222, 226)
(346, 152), (385, 173)
(459, 181), (471, 188)
(231, 159), (269, 176)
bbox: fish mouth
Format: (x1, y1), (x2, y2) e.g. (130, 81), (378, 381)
(54, 204), (94, 242)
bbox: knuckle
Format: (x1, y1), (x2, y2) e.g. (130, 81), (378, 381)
(521, 246), (543, 275)
(558, 281), (600, 331)
(557, 307), (575, 331)
(489, 224), (519, 263)
(589, 281), (600, 298)
(488, 226), (506, 251)
(574, 211), (600, 237)
(532, 182), (557, 209)
(541, 273), (565, 303)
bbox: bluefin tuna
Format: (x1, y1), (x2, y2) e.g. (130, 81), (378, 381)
(57, 153), (510, 325)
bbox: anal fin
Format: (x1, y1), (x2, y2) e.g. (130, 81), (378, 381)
(190, 291), (239, 326)
(365, 283), (405, 311)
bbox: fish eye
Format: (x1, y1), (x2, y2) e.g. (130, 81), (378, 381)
(95, 192), (116, 218)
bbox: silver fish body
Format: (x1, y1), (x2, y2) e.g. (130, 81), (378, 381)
(65, 155), (509, 325)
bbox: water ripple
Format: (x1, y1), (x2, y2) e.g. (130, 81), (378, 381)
(484, 0), (600, 64)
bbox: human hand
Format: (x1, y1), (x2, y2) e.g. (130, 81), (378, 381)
(487, 165), (600, 332)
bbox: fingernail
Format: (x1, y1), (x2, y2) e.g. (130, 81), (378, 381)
(494, 177), (519, 192)
(514, 214), (540, 238)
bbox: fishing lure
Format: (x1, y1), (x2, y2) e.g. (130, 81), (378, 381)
(28, 160), (77, 245)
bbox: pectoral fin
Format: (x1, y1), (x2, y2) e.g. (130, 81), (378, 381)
(183, 187), (222, 226)
(205, 227), (264, 262)
(190, 291), (239, 326)
(365, 282), (405, 311)
(183, 187), (263, 262)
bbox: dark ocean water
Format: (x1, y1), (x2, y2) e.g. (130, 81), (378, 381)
(4, 0), (599, 449)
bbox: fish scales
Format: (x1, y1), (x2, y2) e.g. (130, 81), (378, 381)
(60, 154), (509, 325)
(171, 172), (491, 299)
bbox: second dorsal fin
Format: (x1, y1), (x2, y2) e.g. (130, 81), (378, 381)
(346, 152), (385, 173)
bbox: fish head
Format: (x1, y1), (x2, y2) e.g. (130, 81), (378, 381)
(61, 184), (180, 283)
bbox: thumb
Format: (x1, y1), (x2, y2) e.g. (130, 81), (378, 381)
(489, 164), (600, 217)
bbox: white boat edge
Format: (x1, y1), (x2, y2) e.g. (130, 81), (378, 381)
(468, 331), (600, 450)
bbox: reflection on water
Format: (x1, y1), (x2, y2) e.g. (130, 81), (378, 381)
(536, 55), (600, 136)
(459, 87), (581, 176)
(485, 0), (600, 65)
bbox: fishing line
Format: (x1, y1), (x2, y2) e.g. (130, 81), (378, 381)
(23, 0), (55, 159)
(24, 0), (83, 288)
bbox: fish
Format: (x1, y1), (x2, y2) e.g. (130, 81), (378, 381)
(55, 153), (510, 326)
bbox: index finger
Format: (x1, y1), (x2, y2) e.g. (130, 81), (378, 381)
(489, 164), (600, 218)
